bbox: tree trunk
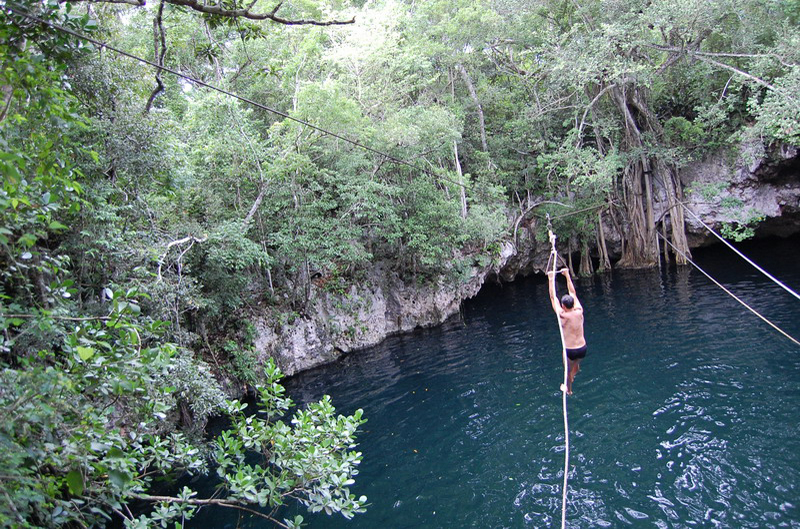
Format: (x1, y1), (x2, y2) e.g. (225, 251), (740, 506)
(453, 141), (467, 219)
(618, 162), (658, 267)
(658, 161), (691, 265)
(579, 241), (593, 276)
(596, 210), (611, 272)
(608, 83), (692, 268)
(456, 64), (488, 153)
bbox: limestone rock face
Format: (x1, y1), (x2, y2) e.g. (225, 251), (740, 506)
(680, 140), (800, 245)
(254, 243), (527, 376)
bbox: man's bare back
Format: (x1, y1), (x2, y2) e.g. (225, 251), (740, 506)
(559, 309), (585, 349)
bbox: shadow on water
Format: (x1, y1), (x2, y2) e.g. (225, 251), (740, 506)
(194, 236), (800, 528)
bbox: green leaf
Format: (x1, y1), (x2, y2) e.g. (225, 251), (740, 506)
(106, 447), (125, 460)
(66, 470), (84, 496)
(18, 233), (37, 247)
(48, 220), (68, 231)
(90, 442), (110, 452)
(107, 469), (131, 489)
(286, 515), (304, 528)
(76, 346), (95, 360)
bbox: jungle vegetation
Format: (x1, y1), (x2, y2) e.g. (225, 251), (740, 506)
(1, 0), (798, 526)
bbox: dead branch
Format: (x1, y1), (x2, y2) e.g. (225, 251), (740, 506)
(156, 235), (207, 282)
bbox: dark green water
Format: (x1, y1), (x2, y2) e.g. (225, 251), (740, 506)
(211, 237), (800, 528)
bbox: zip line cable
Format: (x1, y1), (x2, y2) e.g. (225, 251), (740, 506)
(679, 202), (800, 302)
(5, 5), (466, 189)
(546, 216), (571, 529)
(658, 232), (800, 347)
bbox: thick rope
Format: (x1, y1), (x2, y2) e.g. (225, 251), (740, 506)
(547, 223), (570, 529)
(680, 202), (800, 302)
(658, 233), (800, 347)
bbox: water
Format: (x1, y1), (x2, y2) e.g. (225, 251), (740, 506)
(206, 237), (800, 528)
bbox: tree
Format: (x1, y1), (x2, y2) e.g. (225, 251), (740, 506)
(480, 0), (798, 266)
(0, 5), (367, 527)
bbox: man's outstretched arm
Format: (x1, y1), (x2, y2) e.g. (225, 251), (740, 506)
(562, 269), (583, 310)
(547, 271), (562, 314)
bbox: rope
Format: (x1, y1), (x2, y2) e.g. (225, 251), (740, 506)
(5, 6), (466, 189)
(545, 243), (569, 272)
(547, 217), (570, 529)
(679, 202), (800, 302)
(539, 202), (609, 222)
(658, 232), (800, 347)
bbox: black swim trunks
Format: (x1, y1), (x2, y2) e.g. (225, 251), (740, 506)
(566, 344), (587, 361)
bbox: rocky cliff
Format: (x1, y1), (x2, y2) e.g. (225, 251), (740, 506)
(680, 141), (800, 245)
(254, 247), (520, 376)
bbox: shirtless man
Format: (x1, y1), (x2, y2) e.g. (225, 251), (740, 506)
(547, 268), (586, 395)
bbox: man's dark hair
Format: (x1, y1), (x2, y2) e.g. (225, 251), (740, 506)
(560, 294), (574, 309)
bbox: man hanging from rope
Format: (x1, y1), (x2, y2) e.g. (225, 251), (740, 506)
(547, 267), (587, 395)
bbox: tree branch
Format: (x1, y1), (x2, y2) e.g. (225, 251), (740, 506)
(512, 200), (570, 248)
(691, 50), (797, 68)
(2, 490), (25, 526)
(133, 494), (290, 528)
(227, 104), (269, 227)
(3, 313), (111, 321)
(69, 0), (354, 24)
(576, 83), (616, 141)
(646, 44), (796, 102)
(144, 0), (166, 114)
(156, 235), (207, 282)
(69, 0), (146, 5)
(691, 54), (781, 92)
(0, 84), (14, 124)
(164, 0), (354, 26)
